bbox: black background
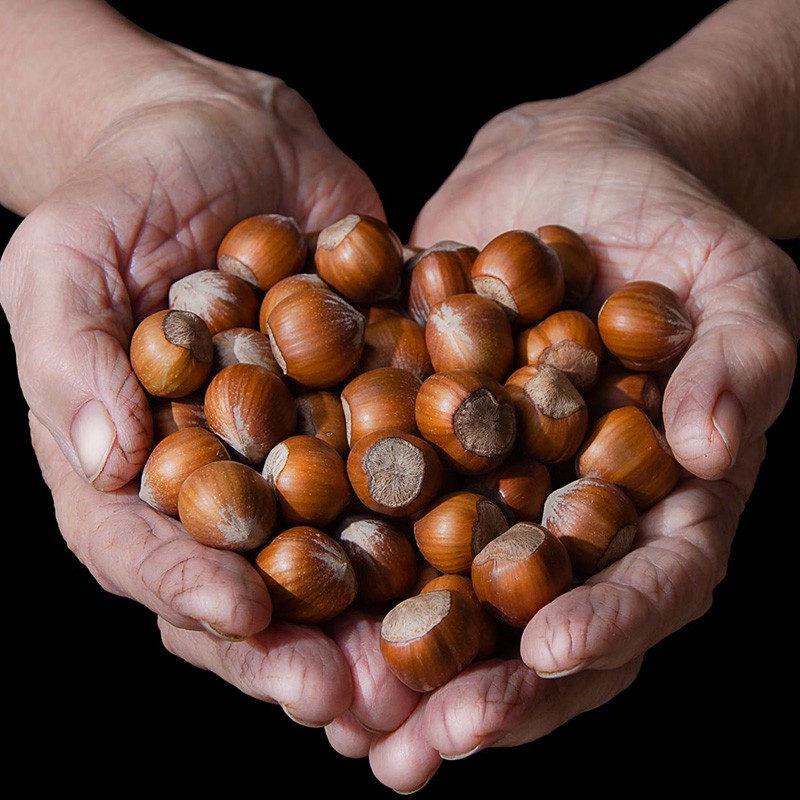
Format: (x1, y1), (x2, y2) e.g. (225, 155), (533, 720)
(3, 2), (796, 793)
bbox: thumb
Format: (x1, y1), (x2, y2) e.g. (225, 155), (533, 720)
(1, 207), (151, 491)
(663, 238), (800, 480)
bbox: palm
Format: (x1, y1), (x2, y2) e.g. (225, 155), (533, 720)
(1, 77), (383, 723)
(327, 100), (799, 790)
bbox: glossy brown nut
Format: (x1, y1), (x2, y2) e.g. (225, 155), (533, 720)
(597, 280), (693, 372)
(505, 364), (588, 463)
(471, 522), (572, 628)
(150, 392), (207, 442)
(178, 460), (277, 552)
(576, 405), (681, 511)
(405, 241), (477, 326)
(212, 327), (283, 378)
(217, 213), (307, 292)
(255, 526), (357, 624)
(294, 391), (349, 456)
(315, 214), (404, 303)
(425, 294), (514, 381)
(258, 273), (327, 333)
(204, 363), (296, 466)
(263, 435), (352, 527)
(415, 370), (517, 475)
(414, 491), (508, 574)
(462, 454), (552, 524)
(266, 287), (365, 388)
(341, 367), (422, 447)
(587, 366), (662, 422)
(471, 229), (564, 328)
(139, 427), (229, 516)
(542, 476), (638, 575)
(168, 269), (259, 335)
(379, 589), (481, 692)
(334, 515), (417, 604)
(536, 225), (597, 308)
(420, 574), (497, 660)
(516, 310), (604, 392)
(130, 309), (213, 398)
(356, 314), (432, 380)
(347, 430), (445, 517)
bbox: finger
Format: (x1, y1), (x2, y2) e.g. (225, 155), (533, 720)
(159, 617), (353, 726)
(325, 711), (376, 759)
(664, 236), (799, 479)
(33, 415), (271, 637)
(0, 208), (153, 491)
(368, 695), (442, 794)
(330, 609), (420, 734)
(520, 441), (764, 677)
(419, 656), (642, 759)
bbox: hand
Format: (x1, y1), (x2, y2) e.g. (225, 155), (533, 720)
(0, 39), (383, 725)
(323, 91), (799, 791)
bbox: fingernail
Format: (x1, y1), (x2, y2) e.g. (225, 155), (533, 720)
(440, 743), (485, 761)
(536, 657), (597, 679)
(200, 620), (247, 642)
(71, 399), (116, 484)
(280, 703), (330, 728)
(394, 773), (436, 795)
(711, 391), (743, 470)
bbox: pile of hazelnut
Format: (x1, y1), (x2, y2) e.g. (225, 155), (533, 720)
(130, 213), (693, 693)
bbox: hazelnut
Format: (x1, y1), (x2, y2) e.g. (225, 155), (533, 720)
(405, 241), (477, 326)
(255, 526), (357, 624)
(150, 392), (206, 442)
(168, 269), (259, 335)
(204, 363), (296, 466)
(597, 280), (693, 372)
(334, 515), (417, 604)
(536, 225), (597, 308)
(542, 477), (638, 575)
(294, 390), (349, 456)
(211, 327), (283, 378)
(139, 427), (229, 516)
(462, 454), (552, 524)
(177, 460), (277, 552)
(471, 522), (572, 628)
(263, 435), (351, 527)
(425, 293), (514, 382)
(341, 367), (421, 447)
(266, 287), (365, 388)
(130, 309), (213, 398)
(505, 364), (589, 463)
(415, 369), (517, 474)
(471, 229), (564, 328)
(379, 589), (481, 692)
(587, 366), (662, 422)
(315, 214), (404, 303)
(516, 310), (604, 392)
(576, 405), (681, 511)
(414, 491), (508, 574)
(258, 273), (327, 333)
(347, 430), (445, 517)
(357, 314), (432, 380)
(217, 213), (307, 292)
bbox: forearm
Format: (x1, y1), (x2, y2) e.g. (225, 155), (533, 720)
(0, 0), (242, 215)
(592, 0), (800, 238)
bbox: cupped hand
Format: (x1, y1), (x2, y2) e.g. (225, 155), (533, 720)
(324, 94), (799, 790)
(0, 47), (382, 724)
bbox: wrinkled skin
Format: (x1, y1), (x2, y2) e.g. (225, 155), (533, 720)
(1, 60), (382, 725)
(1, 47), (798, 800)
(321, 99), (799, 791)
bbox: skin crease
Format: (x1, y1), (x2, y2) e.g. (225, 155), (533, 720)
(1, 0), (798, 795)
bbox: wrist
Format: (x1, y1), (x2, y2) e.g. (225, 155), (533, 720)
(0, 1), (267, 214)
(572, 1), (800, 238)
